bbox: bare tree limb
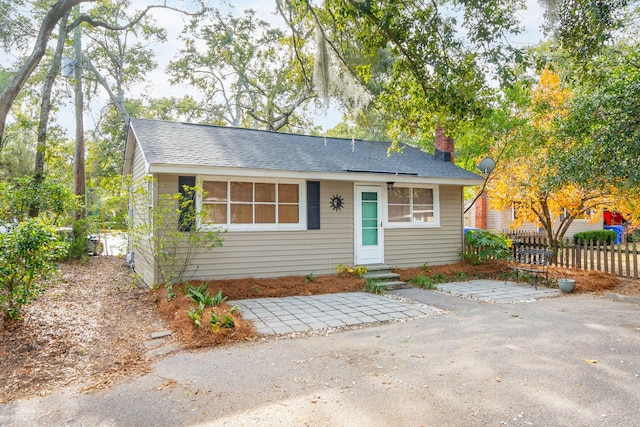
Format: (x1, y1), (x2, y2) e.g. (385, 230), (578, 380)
(82, 54), (129, 124)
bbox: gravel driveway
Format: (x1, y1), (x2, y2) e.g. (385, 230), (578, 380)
(1, 290), (639, 426)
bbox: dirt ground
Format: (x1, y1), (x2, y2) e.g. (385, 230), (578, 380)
(1, 256), (639, 404)
(0, 257), (157, 403)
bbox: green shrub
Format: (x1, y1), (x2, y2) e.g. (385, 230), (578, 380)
(573, 230), (617, 245)
(0, 176), (77, 225)
(66, 219), (91, 260)
(128, 181), (225, 299)
(463, 229), (512, 265)
(0, 219), (67, 327)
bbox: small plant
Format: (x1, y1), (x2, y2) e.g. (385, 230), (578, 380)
(210, 311), (220, 332)
(364, 278), (385, 294)
(186, 284), (214, 306)
(185, 302), (205, 328)
(432, 273), (447, 283)
(220, 314), (235, 328)
(409, 275), (437, 290)
(304, 272), (314, 283)
(211, 289), (227, 306)
(230, 305), (240, 314)
(210, 311), (235, 332)
(455, 271), (467, 281)
(421, 262), (430, 272)
(336, 263), (368, 277)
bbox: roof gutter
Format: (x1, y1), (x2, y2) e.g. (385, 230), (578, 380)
(147, 164), (484, 187)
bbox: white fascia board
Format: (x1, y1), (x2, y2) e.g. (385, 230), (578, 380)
(123, 127), (151, 177)
(148, 164), (484, 186)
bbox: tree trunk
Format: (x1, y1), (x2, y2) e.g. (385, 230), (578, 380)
(0, 0), (91, 151)
(73, 17), (85, 218)
(30, 12), (70, 218)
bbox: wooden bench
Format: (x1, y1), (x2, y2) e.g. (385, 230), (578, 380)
(508, 247), (552, 290)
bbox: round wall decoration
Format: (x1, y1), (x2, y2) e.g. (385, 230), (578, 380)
(330, 194), (344, 211)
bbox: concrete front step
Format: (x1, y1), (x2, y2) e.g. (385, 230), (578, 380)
(361, 263), (394, 272)
(382, 280), (410, 290)
(363, 271), (400, 281)
(361, 265), (408, 290)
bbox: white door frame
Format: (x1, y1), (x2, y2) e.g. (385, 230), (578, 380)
(354, 184), (384, 265)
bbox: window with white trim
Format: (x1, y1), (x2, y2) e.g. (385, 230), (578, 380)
(200, 179), (303, 230)
(386, 186), (439, 227)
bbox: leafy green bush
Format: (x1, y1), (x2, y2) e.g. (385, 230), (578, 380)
(128, 181), (225, 299)
(0, 176), (77, 224)
(463, 229), (512, 265)
(0, 219), (67, 327)
(66, 219), (91, 260)
(573, 230), (617, 245)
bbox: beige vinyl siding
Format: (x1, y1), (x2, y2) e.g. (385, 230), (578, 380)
(463, 201), (476, 228)
(128, 142), (156, 286)
(561, 219), (602, 239)
(385, 185), (464, 268)
(490, 207), (602, 238)
(156, 176), (354, 280)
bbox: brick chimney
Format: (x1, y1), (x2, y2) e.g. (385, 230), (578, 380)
(434, 125), (454, 163)
(475, 192), (488, 229)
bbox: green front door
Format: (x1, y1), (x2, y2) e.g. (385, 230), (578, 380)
(356, 186), (383, 264)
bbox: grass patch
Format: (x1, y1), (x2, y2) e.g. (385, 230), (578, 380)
(363, 278), (385, 294)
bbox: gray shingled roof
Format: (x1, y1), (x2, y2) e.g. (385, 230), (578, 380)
(129, 118), (482, 181)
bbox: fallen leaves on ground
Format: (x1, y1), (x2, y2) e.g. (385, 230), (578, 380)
(0, 257), (157, 404)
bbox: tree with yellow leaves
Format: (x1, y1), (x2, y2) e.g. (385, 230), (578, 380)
(488, 65), (615, 247)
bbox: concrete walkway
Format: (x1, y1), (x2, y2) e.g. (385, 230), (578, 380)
(232, 280), (561, 335)
(231, 292), (441, 335)
(436, 279), (561, 303)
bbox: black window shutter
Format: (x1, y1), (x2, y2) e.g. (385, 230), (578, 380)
(178, 176), (196, 231)
(307, 181), (320, 230)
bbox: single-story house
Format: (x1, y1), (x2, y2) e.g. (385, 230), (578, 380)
(123, 118), (483, 286)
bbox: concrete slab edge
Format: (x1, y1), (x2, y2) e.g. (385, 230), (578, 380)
(604, 293), (640, 305)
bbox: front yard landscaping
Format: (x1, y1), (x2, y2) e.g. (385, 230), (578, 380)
(1, 256), (638, 404)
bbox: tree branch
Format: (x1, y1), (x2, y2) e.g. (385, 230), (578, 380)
(82, 54), (129, 124)
(67, 4), (206, 32)
(0, 0), (92, 151)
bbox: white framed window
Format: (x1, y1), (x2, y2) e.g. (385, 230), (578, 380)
(385, 185), (439, 228)
(198, 177), (305, 231)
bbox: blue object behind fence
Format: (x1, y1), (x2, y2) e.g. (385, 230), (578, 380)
(604, 225), (624, 244)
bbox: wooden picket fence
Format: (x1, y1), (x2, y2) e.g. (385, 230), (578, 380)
(503, 231), (640, 279)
